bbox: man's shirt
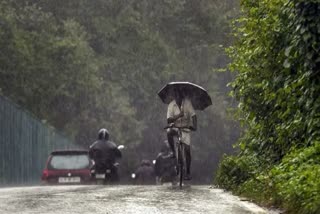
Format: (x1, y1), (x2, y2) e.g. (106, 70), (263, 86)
(167, 98), (196, 128)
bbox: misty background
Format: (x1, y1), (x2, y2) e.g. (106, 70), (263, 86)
(0, 0), (240, 184)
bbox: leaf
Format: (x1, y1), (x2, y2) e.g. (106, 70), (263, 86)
(283, 59), (291, 68)
(285, 46), (293, 57)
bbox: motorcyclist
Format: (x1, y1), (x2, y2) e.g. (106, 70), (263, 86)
(134, 159), (156, 185)
(154, 141), (176, 184)
(89, 128), (122, 182)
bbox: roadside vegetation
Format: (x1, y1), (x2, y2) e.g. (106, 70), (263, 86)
(215, 0), (320, 213)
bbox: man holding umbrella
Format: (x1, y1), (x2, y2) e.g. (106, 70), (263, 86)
(158, 82), (212, 181)
(167, 89), (196, 180)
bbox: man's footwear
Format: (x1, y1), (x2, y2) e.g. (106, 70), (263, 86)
(184, 174), (192, 180)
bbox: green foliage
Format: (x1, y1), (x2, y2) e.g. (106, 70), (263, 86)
(271, 143), (320, 213)
(215, 154), (260, 190)
(0, 1), (100, 128)
(228, 0), (320, 161)
(0, 0), (144, 147)
(215, 153), (277, 205)
(216, 0), (320, 212)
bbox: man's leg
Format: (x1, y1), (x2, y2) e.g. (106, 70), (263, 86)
(181, 131), (192, 180)
(111, 164), (119, 183)
(185, 145), (192, 180)
(167, 129), (177, 158)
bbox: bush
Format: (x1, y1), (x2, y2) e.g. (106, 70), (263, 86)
(215, 154), (261, 190)
(216, 143), (320, 213)
(271, 143), (320, 214)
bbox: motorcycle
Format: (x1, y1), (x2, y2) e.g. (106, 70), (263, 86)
(91, 162), (119, 184)
(131, 160), (156, 184)
(90, 145), (124, 185)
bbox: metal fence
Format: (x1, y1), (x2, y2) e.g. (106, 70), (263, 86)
(0, 95), (78, 185)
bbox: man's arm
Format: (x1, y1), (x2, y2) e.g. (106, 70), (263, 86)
(88, 142), (96, 159)
(114, 148), (122, 159)
(185, 98), (197, 131)
(89, 149), (94, 159)
(167, 112), (184, 124)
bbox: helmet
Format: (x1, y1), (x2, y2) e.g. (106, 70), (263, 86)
(98, 128), (109, 140)
(141, 159), (151, 166)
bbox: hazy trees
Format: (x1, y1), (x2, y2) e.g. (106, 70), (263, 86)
(0, 0), (239, 182)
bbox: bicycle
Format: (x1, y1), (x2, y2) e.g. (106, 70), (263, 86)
(165, 125), (190, 188)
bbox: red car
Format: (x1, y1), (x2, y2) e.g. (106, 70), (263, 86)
(41, 150), (93, 184)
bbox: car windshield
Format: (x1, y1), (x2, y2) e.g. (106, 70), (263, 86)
(49, 154), (89, 170)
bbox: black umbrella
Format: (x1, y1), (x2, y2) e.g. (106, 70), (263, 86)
(158, 82), (212, 110)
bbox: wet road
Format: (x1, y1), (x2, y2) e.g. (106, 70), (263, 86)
(0, 185), (277, 214)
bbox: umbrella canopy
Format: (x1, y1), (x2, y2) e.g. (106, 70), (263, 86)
(157, 82), (212, 110)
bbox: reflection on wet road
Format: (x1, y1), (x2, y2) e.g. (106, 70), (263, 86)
(0, 185), (277, 214)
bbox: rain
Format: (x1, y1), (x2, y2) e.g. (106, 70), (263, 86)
(4, 0), (317, 213)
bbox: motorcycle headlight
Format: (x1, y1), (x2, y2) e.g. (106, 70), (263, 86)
(131, 173), (136, 179)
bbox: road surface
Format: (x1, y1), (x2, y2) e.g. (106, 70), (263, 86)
(0, 185), (278, 214)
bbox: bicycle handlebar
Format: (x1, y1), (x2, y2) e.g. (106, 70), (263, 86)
(164, 125), (190, 130)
